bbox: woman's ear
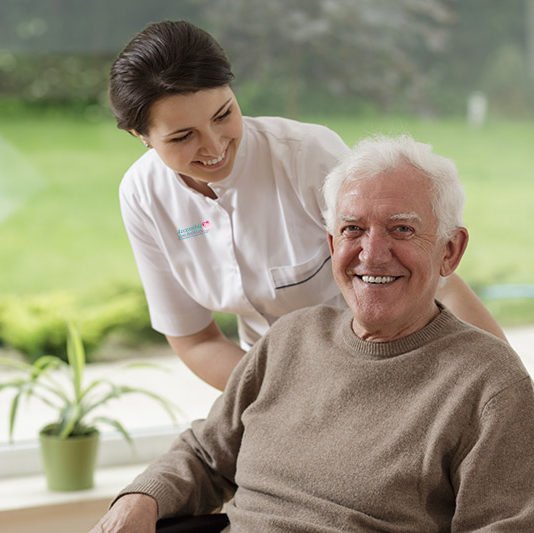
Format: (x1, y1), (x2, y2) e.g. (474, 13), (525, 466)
(440, 227), (469, 277)
(130, 130), (151, 148)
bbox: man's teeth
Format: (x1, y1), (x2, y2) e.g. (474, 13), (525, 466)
(200, 151), (226, 166)
(361, 275), (397, 284)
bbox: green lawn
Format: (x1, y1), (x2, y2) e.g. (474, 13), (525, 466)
(1, 110), (533, 324)
(0, 111), (143, 294)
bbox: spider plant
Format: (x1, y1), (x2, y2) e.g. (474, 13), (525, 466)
(0, 322), (180, 443)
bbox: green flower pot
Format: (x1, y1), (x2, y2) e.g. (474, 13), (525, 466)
(39, 425), (100, 491)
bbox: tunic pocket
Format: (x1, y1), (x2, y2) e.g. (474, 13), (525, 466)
(270, 247), (332, 290)
(268, 245), (340, 314)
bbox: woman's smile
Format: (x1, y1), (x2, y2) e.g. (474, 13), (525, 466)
(194, 147), (229, 168)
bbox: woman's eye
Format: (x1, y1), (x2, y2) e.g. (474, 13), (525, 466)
(215, 108), (231, 122)
(170, 131), (193, 143)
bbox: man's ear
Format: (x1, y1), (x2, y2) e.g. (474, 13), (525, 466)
(440, 227), (469, 277)
(327, 232), (334, 255)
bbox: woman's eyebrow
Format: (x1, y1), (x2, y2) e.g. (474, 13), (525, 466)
(211, 97), (233, 119)
(163, 97), (233, 138)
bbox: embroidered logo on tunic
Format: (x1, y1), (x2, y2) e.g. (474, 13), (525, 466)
(177, 220), (211, 240)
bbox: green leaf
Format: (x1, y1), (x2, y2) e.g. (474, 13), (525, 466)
(58, 403), (82, 439)
(79, 385), (122, 418)
(31, 355), (64, 377)
(66, 322), (85, 402)
(0, 378), (26, 392)
(31, 391), (62, 410)
(122, 362), (170, 372)
(8, 390), (23, 442)
(0, 356), (33, 372)
(79, 377), (112, 402)
(30, 379), (70, 404)
(91, 416), (134, 448)
(114, 385), (182, 425)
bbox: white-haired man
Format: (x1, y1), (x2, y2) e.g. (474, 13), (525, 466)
(93, 135), (534, 532)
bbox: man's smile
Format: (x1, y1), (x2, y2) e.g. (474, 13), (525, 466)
(358, 275), (400, 284)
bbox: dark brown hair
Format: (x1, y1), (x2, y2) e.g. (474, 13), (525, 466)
(109, 20), (234, 134)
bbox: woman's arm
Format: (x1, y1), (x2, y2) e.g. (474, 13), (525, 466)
(437, 273), (507, 342)
(166, 320), (246, 391)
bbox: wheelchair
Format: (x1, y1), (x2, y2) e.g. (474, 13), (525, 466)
(156, 513), (229, 532)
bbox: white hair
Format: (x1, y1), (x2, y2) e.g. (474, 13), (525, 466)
(322, 134), (465, 239)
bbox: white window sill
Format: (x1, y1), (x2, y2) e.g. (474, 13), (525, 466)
(0, 462), (146, 513)
(0, 463), (149, 533)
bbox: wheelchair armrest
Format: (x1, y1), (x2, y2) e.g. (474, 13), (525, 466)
(156, 513), (229, 533)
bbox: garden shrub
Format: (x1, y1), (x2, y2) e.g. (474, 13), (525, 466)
(0, 284), (152, 361)
(0, 283), (238, 362)
(0, 291), (75, 360)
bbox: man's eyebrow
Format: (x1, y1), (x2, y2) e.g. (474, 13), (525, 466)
(389, 212), (421, 223)
(339, 215), (362, 223)
(163, 97), (233, 137)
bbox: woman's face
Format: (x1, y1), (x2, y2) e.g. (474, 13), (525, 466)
(139, 86), (243, 185)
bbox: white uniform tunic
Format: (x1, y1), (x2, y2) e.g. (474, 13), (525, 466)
(119, 116), (349, 346)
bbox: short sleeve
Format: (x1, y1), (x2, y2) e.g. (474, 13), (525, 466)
(294, 123), (349, 226)
(119, 179), (213, 337)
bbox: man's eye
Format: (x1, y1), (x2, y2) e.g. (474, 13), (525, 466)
(394, 225), (413, 235)
(342, 225), (361, 235)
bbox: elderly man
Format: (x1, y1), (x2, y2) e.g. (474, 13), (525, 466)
(93, 135), (534, 532)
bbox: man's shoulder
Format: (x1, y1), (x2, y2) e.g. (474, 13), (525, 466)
(445, 312), (518, 358)
(440, 310), (530, 390)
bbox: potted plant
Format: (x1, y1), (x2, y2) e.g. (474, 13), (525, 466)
(0, 322), (180, 491)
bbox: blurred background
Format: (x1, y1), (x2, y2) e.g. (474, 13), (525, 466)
(0, 0), (533, 363)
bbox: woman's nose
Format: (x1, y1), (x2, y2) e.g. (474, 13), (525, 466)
(200, 129), (224, 155)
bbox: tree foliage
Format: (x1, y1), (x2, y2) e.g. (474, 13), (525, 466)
(0, 0), (532, 116)
(208, 0), (453, 115)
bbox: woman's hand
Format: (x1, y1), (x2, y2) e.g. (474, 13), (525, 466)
(89, 493), (158, 533)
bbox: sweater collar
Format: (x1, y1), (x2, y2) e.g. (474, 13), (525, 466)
(342, 302), (456, 358)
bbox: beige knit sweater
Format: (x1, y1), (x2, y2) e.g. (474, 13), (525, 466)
(119, 305), (534, 531)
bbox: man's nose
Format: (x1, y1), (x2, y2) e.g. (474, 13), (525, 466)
(359, 229), (392, 265)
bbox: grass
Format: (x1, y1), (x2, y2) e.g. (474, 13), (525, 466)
(1, 109), (533, 325)
(0, 110), (143, 293)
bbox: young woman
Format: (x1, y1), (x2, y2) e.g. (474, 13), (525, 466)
(109, 20), (505, 390)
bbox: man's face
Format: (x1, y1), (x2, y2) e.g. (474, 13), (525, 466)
(328, 164), (465, 341)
